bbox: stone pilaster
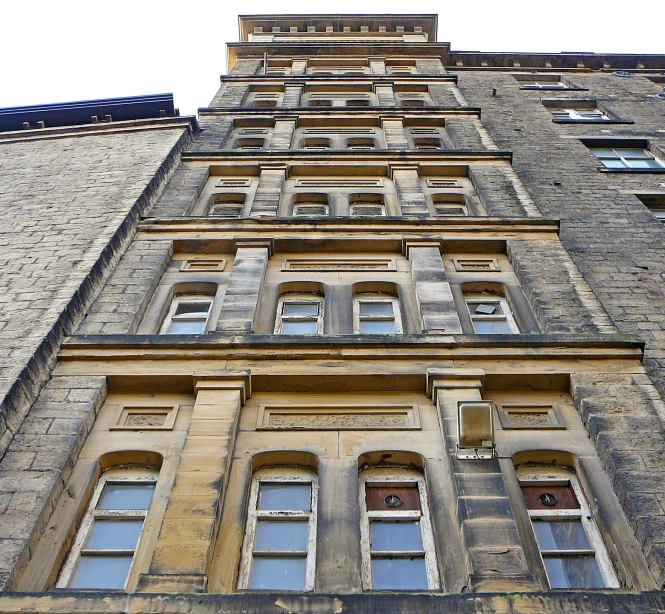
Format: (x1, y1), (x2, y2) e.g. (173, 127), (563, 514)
(381, 116), (408, 149)
(215, 240), (273, 334)
(375, 83), (396, 106)
(369, 57), (386, 74)
(283, 83), (304, 108)
(249, 164), (287, 218)
(269, 116), (297, 150)
(404, 241), (463, 334)
(391, 164), (428, 217)
(427, 370), (540, 593)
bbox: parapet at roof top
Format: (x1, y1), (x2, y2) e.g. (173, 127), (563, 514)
(238, 15), (438, 43)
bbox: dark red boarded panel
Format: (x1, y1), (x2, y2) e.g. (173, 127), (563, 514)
(366, 485), (420, 511)
(521, 483), (580, 510)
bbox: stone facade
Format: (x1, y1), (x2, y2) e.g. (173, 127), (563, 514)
(2, 13), (665, 614)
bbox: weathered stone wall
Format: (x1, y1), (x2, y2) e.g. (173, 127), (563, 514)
(456, 72), (665, 395)
(0, 375), (107, 590)
(0, 124), (191, 459)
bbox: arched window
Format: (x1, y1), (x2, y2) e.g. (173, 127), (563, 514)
(353, 292), (402, 334)
(516, 465), (619, 589)
(238, 467), (318, 591)
(160, 294), (214, 334)
(349, 193), (386, 217)
(275, 293), (325, 334)
(359, 467), (439, 590)
(464, 291), (519, 334)
(56, 467), (158, 590)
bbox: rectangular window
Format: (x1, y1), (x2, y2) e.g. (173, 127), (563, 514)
(590, 147), (665, 170)
(238, 469), (317, 591)
(550, 108), (609, 121)
(354, 296), (402, 334)
(519, 470), (619, 589)
(57, 469), (157, 590)
(359, 469), (439, 590)
(465, 295), (518, 334)
(275, 296), (324, 334)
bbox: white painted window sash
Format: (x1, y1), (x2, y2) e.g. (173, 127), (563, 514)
(274, 296), (324, 334)
(518, 471), (619, 589)
(359, 468), (440, 590)
(56, 468), (158, 590)
(159, 295), (213, 334)
(465, 295), (519, 334)
(238, 469), (318, 591)
(353, 296), (403, 334)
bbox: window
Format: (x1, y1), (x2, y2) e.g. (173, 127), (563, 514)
(292, 193), (329, 217)
(589, 147), (665, 170)
(308, 99), (332, 107)
(523, 81), (568, 90)
(350, 194), (386, 217)
(347, 138), (376, 150)
(159, 295), (213, 334)
(401, 99), (425, 107)
(354, 295), (402, 334)
(550, 108), (609, 121)
(346, 99), (371, 107)
(635, 193), (665, 223)
(433, 194), (468, 217)
(359, 468), (439, 590)
(235, 137), (265, 150)
(414, 138), (443, 150)
(302, 137), (331, 150)
(208, 193), (246, 218)
(518, 467), (619, 589)
(275, 295), (324, 334)
(238, 468), (317, 591)
(57, 468), (157, 590)
(465, 294), (518, 334)
(253, 100), (277, 108)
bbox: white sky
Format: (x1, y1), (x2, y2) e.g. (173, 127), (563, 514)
(1, 0), (663, 117)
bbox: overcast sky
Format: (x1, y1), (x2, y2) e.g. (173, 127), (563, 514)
(1, 0), (663, 117)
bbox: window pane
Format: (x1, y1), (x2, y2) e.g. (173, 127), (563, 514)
(370, 521), (423, 552)
(85, 520), (144, 550)
(174, 302), (210, 315)
(471, 302), (502, 315)
(544, 556), (606, 589)
(472, 319), (513, 334)
(283, 303), (319, 316)
(629, 159), (663, 169)
(258, 483), (311, 511)
(359, 302), (394, 316)
(359, 320), (396, 334)
(281, 320), (318, 334)
(97, 483), (155, 510)
(533, 520), (591, 551)
(371, 558), (428, 590)
(249, 557), (307, 590)
(167, 320), (206, 334)
(615, 148), (651, 158)
(255, 521), (309, 552)
(69, 556), (133, 589)
(600, 159), (626, 169)
(589, 148), (617, 158)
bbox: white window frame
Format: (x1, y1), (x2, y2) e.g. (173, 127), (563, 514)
(551, 108), (609, 121)
(522, 81), (567, 89)
(57, 467), (158, 590)
(517, 467), (619, 589)
(353, 295), (403, 334)
(159, 295), (214, 334)
(293, 203), (330, 217)
(274, 295), (325, 334)
(589, 147), (665, 169)
(238, 467), (318, 591)
(359, 468), (440, 591)
(464, 294), (519, 334)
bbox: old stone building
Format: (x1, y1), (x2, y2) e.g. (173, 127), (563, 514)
(1, 13), (665, 613)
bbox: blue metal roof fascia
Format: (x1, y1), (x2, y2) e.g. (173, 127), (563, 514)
(0, 93), (177, 132)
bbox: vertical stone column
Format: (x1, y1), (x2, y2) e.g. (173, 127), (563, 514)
(249, 163), (287, 218)
(291, 59), (308, 75)
(375, 82), (396, 106)
(427, 369), (540, 593)
(283, 82), (304, 108)
(391, 164), (429, 217)
(404, 241), (463, 334)
(216, 240), (273, 334)
(369, 57), (387, 74)
(270, 115), (297, 149)
(138, 373), (251, 593)
(381, 116), (408, 149)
